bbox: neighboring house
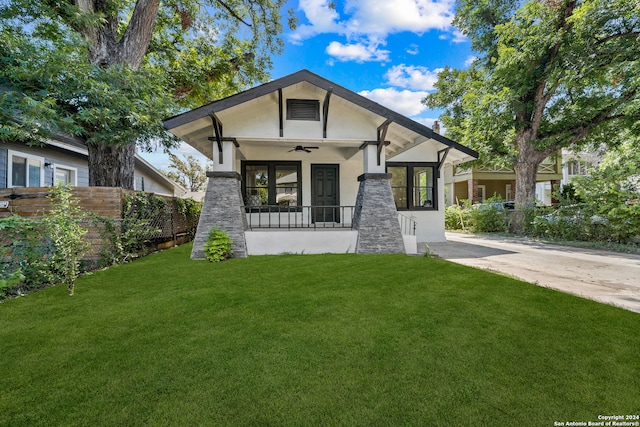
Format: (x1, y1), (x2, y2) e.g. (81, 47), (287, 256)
(0, 134), (185, 197)
(163, 70), (478, 257)
(561, 149), (600, 187)
(444, 155), (564, 206)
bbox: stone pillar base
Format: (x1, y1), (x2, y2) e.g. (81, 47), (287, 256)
(353, 173), (405, 254)
(191, 172), (248, 259)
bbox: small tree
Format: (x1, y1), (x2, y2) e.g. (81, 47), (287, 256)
(165, 153), (210, 192)
(44, 185), (89, 295)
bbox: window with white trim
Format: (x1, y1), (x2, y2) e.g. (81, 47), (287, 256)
(566, 160), (590, 177)
(54, 165), (78, 186)
(7, 150), (44, 188)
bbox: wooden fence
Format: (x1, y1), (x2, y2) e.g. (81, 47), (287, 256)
(0, 187), (129, 219)
(0, 187), (199, 258)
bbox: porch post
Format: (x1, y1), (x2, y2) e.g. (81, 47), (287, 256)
(191, 139), (247, 259)
(353, 141), (405, 254)
(211, 138), (237, 172)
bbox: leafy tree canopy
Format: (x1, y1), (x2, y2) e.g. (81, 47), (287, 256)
(0, 0), (294, 187)
(428, 0), (640, 167)
(426, 0), (640, 231)
(164, 153), (210, 192)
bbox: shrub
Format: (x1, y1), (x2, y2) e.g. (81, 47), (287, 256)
(444, 200), (471, 230)
(0, 185), (87, 299)
(203, 228), (233, 262)
(43, 185), (88, 295)
(122, 192), (165, 247)
(467, 196), (509, 233)
(0, 215), (54, 299)
(0, 269), (25, 297)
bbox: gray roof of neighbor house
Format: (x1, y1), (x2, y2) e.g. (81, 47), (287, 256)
(163, 69), (479, 161)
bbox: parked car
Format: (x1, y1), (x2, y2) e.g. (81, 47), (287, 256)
(473, 201), (515, 211)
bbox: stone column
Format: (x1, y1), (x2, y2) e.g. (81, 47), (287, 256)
(352, 173), (405, 254)
(191, 171), (248, 259)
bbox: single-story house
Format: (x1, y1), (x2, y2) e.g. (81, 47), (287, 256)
(1, 134), (185, 197)
(163, 69), (478, 258)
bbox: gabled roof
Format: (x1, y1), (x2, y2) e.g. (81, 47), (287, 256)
(163, 69), (478, 160)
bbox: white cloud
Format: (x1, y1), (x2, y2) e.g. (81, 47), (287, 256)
(326, 40), (390, 63)
(359, 88), (429, 117)
(464, 56), (478, 67)
(438, 29), (467, 43)
(344, 0), (454, 36)
(406, 44), (420, 55)
(289, 0), (342, 45)
(384, 64), (443, 91)
(290, 0), (457, 43)
(451, 29), (467, 43)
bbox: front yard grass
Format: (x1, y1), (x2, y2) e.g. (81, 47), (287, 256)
(1, 243), (638, 426)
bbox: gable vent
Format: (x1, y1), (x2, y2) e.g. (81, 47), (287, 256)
(286, 99), (320, 121)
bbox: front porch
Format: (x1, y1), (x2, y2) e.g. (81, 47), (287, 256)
(162, 70), (478, 259)
(242, 205), (417, 255)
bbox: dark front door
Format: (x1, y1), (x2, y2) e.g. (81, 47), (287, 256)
(311, 164), (339, 223)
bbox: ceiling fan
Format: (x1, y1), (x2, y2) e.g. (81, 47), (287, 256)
(288, 145), (319, 153)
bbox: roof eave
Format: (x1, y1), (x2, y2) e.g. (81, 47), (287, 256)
(162, 69), (479, 160)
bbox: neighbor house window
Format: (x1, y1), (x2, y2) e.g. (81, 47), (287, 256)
(8, 150), (44, 188)
(53, 165), (78, 186)
(387, 163), (437, 210)
(566, 160), (589, 177)
(242, 161), (301, 207)
(286, 99), (320, 121)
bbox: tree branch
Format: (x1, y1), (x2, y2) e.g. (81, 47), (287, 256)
(529, 1), (577, 137)
(119, 0), (161, 69)
(214, 0), (252, 28)
(42, 0), (81, 32)
(595, 31), (640, 46)
(539, 89), (636, 144)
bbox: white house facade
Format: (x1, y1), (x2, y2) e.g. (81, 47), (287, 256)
(163, 70), (478, 257)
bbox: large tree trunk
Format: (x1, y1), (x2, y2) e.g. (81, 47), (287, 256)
(87, 141), (136, 189)
(510, 135), (549, 234)
(77, 0), (161, 189)
(78, 0), (161, 69)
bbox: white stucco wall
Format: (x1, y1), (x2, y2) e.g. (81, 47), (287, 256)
(220, 85), (379, 142)
(245, 230), (359, 255)
(388, 141), (449, 243)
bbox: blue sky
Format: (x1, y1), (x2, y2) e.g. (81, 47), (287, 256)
(141, 0), (475, 171)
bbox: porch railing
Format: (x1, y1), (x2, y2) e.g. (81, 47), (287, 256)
(398, 213), (417, 236)
(244, 205), (355, 230)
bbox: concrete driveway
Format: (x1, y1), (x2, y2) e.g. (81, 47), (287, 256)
(428, 232), (640, 314)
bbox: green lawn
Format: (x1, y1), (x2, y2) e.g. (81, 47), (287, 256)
(1, 244), (638, 426)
